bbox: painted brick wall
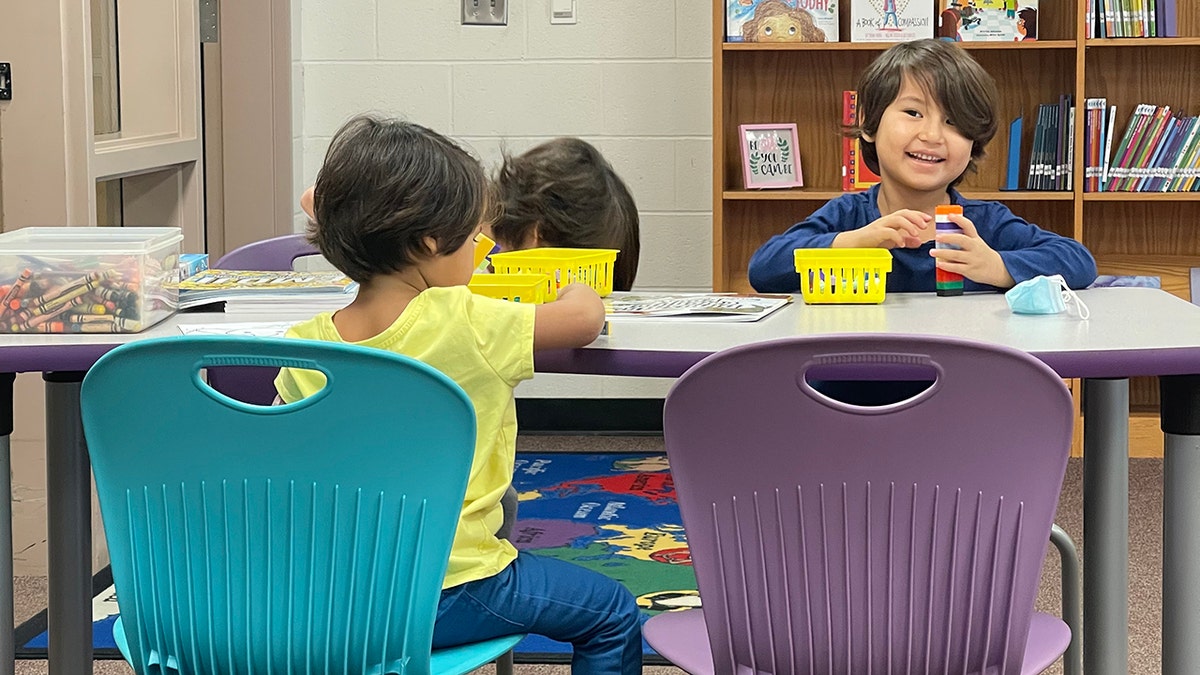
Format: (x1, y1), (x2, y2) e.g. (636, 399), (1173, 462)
(293, 0), (713, 292)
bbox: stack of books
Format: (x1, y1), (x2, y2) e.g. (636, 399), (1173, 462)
(1088, 0), (1177, 38)
(1025, 95), (1075, 191)
(1084, 99), (1200, 192)
(177, 270), (357, 314)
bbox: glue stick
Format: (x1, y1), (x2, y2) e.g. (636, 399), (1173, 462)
(935, 204), (964, 297)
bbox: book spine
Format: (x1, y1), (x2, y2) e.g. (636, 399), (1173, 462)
(1166, 117), (1200, 191)
(1106, 104), (1150, 190)
(1122, 105), (1170, 191)
(1027, 104), (1046, 190)
(843, 90), (856, 191)
(1102, 104), (1118, 188)
(1137, 115), (1180, 192)
(1003, 115), (1023, 191)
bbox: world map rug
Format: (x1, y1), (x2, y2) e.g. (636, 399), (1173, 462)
(15, 452), (695, 664)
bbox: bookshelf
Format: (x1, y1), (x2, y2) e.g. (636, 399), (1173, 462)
(712, 2), (1198, 443)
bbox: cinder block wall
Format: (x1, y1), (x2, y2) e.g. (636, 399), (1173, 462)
(292, 0), (715, 399)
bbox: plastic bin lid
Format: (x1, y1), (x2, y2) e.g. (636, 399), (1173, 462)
(0, 227), (184, 254)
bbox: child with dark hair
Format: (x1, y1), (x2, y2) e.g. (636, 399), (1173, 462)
(278, 114), (642, 674)
(748, 39), (1095, 294)
(490, 138), (641, 291)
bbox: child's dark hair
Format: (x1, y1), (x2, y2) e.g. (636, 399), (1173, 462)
(309, 115), (490, 284)
(492, 138), (641, 291)
(853, 39), (998, 187)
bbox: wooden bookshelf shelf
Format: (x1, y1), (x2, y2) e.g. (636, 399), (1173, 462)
(723, 190), (1075, 202)
(713, 1), (1200, 419)
(723, 40), (1076, 52)
(1086, 37), (1200, 48)
(1085, 192), (1200, 201)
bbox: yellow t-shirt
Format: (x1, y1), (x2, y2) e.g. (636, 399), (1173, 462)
(273, 285), (536, 589)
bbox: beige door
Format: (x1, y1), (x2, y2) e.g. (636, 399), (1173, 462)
(1, 0), (205, 245)
(0, 0), (293, 256)
(0, 0), (292, 577)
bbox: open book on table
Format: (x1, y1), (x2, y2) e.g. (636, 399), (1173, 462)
(604, 292), (793, 322)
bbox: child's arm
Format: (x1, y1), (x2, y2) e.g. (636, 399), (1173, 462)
(748, 197), (861, 292)
(940, 203), (1098, 289)
(533, 282), (605, 350)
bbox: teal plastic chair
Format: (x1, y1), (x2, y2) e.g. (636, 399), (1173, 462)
(80, 335), (523, 675)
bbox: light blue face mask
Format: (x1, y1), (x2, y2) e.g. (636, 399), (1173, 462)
(1005, 274), (1090, 318)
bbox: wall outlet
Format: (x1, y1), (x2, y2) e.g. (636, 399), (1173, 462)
(0, 64), (11, 101)
(462, 0), (507, 26)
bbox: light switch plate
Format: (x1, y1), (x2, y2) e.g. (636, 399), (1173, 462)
(550, 0), (576, 24)
(462, 0), (507, 26)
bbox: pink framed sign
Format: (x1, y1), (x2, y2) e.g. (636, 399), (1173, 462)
(738, 123), (804, 189)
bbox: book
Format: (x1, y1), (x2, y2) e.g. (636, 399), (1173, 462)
(604, 292), (793, 322)
(726, 0), (839, 43)
(176, 270), (358, 310)
(1002, 115), (1023, 190)
(842, 91), (882, 191)
(850, 0), (934, 42)
(941, 0), (1038, 41)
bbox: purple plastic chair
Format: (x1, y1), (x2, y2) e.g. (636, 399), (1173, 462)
(205, 234), (320, 405)
(645, 334), (1078, 675)
(216, 233), (320, 272)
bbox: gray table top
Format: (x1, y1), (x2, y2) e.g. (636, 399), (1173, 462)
(1, 287), (1197, 379)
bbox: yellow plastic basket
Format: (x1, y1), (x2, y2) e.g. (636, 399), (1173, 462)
(468, 273), (554, 304)
(488, 248), (619, 298)
(793, 248), (893, 304)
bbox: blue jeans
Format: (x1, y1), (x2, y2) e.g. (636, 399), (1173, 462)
(433, 552), (643, 674)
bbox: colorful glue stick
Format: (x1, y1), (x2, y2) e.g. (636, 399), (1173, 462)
(474, 233), (497, 271)
(935, 204), (964, 297)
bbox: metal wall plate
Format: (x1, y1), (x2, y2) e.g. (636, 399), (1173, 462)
(0, 63), (11, 101)
(462, 0), (507, 26)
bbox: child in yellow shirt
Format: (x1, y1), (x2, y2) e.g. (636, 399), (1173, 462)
(277, 114), (642, 673)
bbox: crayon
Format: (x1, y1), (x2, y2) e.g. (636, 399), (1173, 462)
(0, 269), (33, 320)
(935, 205), (964, 297)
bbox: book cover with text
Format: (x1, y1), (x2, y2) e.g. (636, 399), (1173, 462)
(851, 0), (934, 42)
(727, 0), (839, 43)
(939, 0), (1037, 41)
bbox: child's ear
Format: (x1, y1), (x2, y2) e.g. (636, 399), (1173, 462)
(422, 236), (440, 256)
(861, 130), (875, 143)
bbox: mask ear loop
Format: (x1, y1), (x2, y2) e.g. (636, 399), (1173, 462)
(1057, 279), (1090, 319)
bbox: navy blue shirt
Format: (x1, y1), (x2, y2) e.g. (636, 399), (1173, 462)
(747, 185), (1098, 293)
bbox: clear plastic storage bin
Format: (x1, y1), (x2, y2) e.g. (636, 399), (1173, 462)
(0, 227), (183, 333)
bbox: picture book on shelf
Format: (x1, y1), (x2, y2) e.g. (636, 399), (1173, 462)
(604, 293), (793, 322)
(850, 0), (934, 42)
(842, 91), (882, 191)
(938, 0), (1037, 42)
(726, 0), (839, 42)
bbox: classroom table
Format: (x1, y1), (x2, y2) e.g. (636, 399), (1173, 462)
(2, 286), (1200, 675)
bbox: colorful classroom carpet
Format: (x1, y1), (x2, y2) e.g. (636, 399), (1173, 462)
(15, 452), (694, 663)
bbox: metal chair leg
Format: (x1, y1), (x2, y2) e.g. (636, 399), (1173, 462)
(495, 648), (515, 675)
(1051, 524), (1083, 675)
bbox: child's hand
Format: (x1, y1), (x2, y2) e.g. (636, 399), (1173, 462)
(835, 210), (931, 249)
(929, 212), (1016, 288)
